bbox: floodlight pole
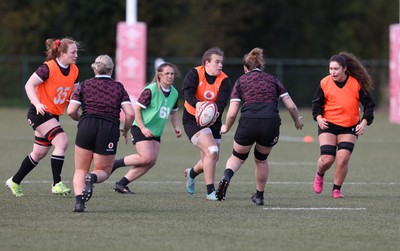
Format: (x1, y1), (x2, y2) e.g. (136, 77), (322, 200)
(126, 0), (137, 24)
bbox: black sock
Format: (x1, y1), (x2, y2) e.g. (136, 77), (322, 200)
(317, 172), (324, 177)
(223, 168), (235, 181)
(206, 184), (215, 195)
(189, 168), (198, 179)
(117, 177), (130, 187)
(13, 155), (38, 184)
(256, 190), (264, 198)
(111, 158), (126, 173)
(333, 184), (341, 191)
(51, 155), (64, 185)
(75, 195), (84, 203)
(91, 173), (98, 183)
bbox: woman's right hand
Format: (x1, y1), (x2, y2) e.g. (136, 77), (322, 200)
(140, 127), (154, 138)
(35, 103), (47, 115)
(317, 116), (328, 129)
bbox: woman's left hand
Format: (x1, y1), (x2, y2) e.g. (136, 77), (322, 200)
(355, 123), (366, 135)
(175, 127), (182, 138)
(121, 128), (130, 144)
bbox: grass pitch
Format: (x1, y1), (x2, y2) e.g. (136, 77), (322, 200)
(0, 108), (399, 251)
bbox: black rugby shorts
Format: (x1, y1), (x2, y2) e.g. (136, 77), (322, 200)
(130, 126), (160, 145)
(75, 117), (120, 155)
(234, 117), (281, 147)
(27, 106), (59, 130)
(318, 122), (358, 136)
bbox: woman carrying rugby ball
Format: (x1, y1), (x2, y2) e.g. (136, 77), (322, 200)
(182, 47), (232, 201)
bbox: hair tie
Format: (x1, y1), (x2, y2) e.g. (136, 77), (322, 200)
(55, 39), (60, 49)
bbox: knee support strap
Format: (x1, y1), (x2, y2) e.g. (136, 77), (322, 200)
(337, 142), (354, 153)
(232, 149), (249, 161)
(208, 145), (219, 154)
(320, 145), (336, 156)
(254, 148), (269, 161)
(34, 136), (51, 147)
(190, 127), (212, 146)
(44, 126), (64, 143)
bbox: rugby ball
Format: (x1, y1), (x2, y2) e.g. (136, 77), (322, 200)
(196, 101), (218, 127)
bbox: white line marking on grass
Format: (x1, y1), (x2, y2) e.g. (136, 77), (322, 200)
(263, 207), (367, 211)
(16, 180), (400, 185)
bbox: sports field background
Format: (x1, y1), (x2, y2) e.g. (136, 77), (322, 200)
(0, 108), (399, 251)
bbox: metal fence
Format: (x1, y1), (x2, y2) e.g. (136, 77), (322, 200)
(0, 56), (388, 108)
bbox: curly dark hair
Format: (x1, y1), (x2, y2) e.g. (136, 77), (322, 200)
(330, 52), (373, 91)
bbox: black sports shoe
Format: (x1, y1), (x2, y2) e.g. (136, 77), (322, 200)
(113, 182), (135, 194)
(251, 193), (264, 206)
(73, 202), (85, 213)
(216, 179), (229, 201)
(83, 173), (95, 202)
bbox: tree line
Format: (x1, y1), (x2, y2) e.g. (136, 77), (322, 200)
(1, 0), (397, 59)
(0, 0), (397, 107)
